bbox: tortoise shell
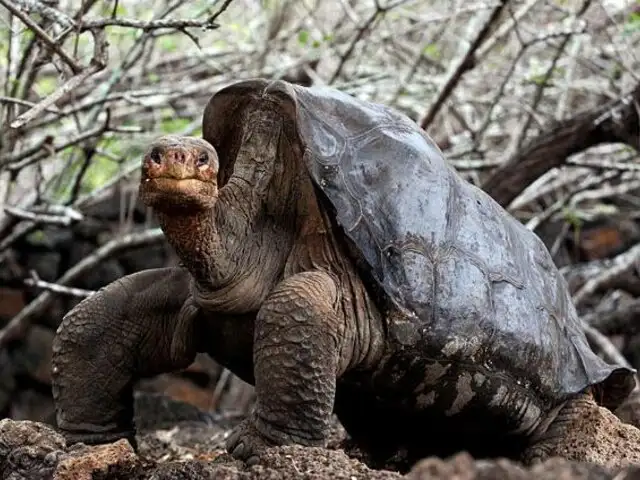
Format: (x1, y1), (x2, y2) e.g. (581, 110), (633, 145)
(202, 78), (635, 411)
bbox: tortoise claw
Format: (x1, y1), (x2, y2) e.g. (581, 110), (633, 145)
(225, 417), (272, 465)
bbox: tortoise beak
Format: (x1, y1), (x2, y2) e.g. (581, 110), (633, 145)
(139, 136), (219, 211)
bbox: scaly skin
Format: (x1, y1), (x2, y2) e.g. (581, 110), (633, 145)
(52, 101), (385, 465)
(51, 267), (199, 449)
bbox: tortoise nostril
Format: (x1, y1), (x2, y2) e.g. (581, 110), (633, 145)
(149, 147), (162, 164)
(172, 151), (185, 164)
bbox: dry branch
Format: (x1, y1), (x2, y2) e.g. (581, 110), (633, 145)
(572, 242), (640, 310)
(12, 0), (75, 28)
(510, 0), (594, 152)
(8, 28), (108, 129)
(0, 0), (82, 74)
(78, 17), (220, 31)
(3, 204), (82, 226)
(482, 83), (640, 209)
(419, 0), (510, 131)
(328, 0), (415, 84)
(24, 271), (95, 298)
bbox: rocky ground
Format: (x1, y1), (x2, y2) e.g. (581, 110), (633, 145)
(2, 391), (640, 480)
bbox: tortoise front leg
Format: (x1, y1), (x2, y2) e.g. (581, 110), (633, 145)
(226, 270), (348, 464)
(51, 267), (200, 449)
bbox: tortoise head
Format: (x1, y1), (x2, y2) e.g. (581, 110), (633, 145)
(139, 135), (219, 212)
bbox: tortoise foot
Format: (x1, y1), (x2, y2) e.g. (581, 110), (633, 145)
(520, 443), (549, 466)
(225, 416), (274, 466)
(524, 390), (640, 468)
(522, 392), (593, 465)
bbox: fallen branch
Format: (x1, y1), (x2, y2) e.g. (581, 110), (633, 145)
(482, 83), (640, 208)
(572, 243), (640, 309)
(0, 228), (165, 348)
(584, 298), (640, 337)
(24, 271), (95, 298)
(584, 324), (634, 371)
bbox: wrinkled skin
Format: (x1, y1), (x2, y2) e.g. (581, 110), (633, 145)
(52, 104), (384, 465)
(51, 82), (634, 469)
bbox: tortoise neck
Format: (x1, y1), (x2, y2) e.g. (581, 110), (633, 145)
(155, 177), (294, 311)
(156, 205), (235, 289)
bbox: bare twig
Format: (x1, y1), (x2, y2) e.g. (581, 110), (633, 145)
(9, 29), (108, 129)
(12, 0), (75, 28)
(510, 0), (592, 152)
(30, 204), (84, 219)
(0, 223), (38, 255)
(419, 0), (510, 131)
(573, 243), (640, 309)
(482, 83), (640, 208)
(567, 156), (640, 172)
(0, 95), (61, 114)
(206, 0), (235, 24)
(79, 17), (220, 31)
(3, 205), (82, 226)
(24, 271), (95, 298)
(0, 0), (82, 73)
(328, 9), (382, 84)
(524, 170), (619, 231)
(2, 113), (112, 171)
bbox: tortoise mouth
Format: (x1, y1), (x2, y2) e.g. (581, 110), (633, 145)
(140, 176), (217, 211)
(146, 176), (215, 189)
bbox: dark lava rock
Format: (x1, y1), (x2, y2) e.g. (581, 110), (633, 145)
(53, 439), (140, 480)
(0, 419), (65, 480)
(3, 394), (640, 479)
(147, 460), (230, 479)
(406, 453), (640, 479)
(246, 445), (402, 479)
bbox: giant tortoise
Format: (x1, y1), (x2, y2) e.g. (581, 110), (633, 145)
(51, 78), (636, 467)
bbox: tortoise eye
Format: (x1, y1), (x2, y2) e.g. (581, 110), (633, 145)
(197, 152), (208, 167)
(149, 147), (161, 164)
